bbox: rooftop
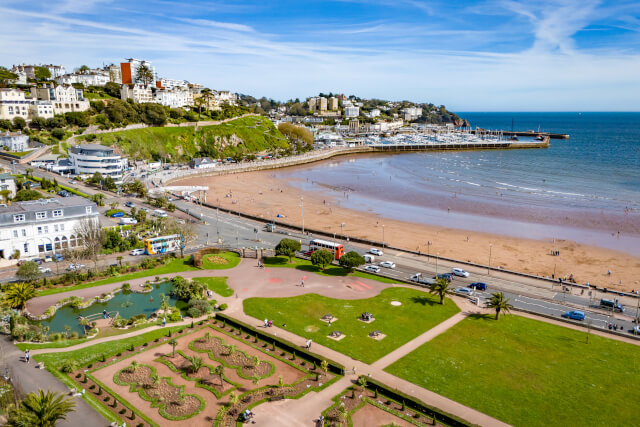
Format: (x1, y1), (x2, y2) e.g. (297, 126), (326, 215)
(70, 144), (114, 152)
(0, 196), (94, 214)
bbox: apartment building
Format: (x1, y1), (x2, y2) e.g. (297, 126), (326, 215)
(344, 106), (360, 118)
(55, 71), (110, 87)
(68, 144), (128, 182)
(0, 88), (54, 121)
(12, 64), (66, 79)
(0, 196), (98, 259)
(155, 88), (194, 108)
(34, 84), (90, 114)
(328, 97), (339, 110)
(120, 84), (154, 103)
(401, 107), (423, 121)
(308, 97), (327, 113)
(120, 58), (156, 85)
(0, 173), (17, 198)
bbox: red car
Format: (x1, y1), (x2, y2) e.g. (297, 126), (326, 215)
(303, 250), (315, 257)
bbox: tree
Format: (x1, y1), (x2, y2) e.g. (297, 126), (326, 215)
(185, 355), (203, 374)
(171, 276), (204, 301)
(487, 292), (514, 320)
(311, 249), (334, 271)
(135, 64), (154, 87)
(429, 278), (452, 305)
(104, 82), (121, 98)
(164, 219), (195, 258)
(275, 238), (301, 262)
(14, 189), (42, 201)
(338, 251), (364, 272)
(3, 282), (37, 310)
(16, 261), (41, 283)
(34, 67), (52, 81)
(168, 339), (178, 357)
(73, 218), (106, 269)
(214, 365), (225, 386)
(12, 117), (26, 131)
(90, 193), (105, 206)
(7, 390), (75, 427)
(129, 361), (139, 372)
(103, 176), (116, 191)
(79, 316), (90, 335)
(77, 65), (90, 74)
(51, 128), (65, 140)
(0, 189), (11, 201)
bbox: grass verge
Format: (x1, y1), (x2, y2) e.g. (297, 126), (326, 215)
(201, 252), (241, 270)
(192, 277), (233, 297)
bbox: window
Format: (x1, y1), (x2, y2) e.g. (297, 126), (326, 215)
(37, 226), (42, 235)
(21, 229), (26, 237)
(36, 211), (47, 219)
(13, 214), (25, 223)
(13, 230), (18, 238)
(44, 226), (49, 233)
(24, 243), (28, 253)
(85, 206), (92, 214)
(60, 224), (64, 231)
(54, 224), (59, 232)
(53, 210), (63, 217)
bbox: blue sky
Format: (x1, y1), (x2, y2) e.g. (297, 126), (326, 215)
(1, 0), (639, 111)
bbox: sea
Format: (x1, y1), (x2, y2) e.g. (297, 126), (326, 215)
(276, 113), (640, 255)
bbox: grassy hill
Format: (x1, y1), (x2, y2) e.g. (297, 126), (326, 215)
(83, 116), (289, 161)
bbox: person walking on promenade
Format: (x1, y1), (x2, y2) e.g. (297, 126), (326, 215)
(306, 339), (312, 349)
(24, 350), (30, 364)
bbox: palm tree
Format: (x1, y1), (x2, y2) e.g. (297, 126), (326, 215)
(3, 282), (37, 310)
(429, 278), (452, 305)
(168, 339), (178, 357)
(151, 374), (161, 388)
(487, 292), (514, 320)
(185, 355), (203, 374)
(135, 64), (154, 87)
(9, 389), (76, 427)
(78, 317), (90, 335)
(201, 88), (214, 114)
(251, 374), (260, 385)
(129, 361), (139, 373)
(337, 405), (348, 425)
(160, 294), (170, 314)
(214, 365), (225, 386)
(227, 391), (239, 407)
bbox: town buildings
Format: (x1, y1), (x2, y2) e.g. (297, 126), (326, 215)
(0, 88), (54, 121)
(0, 131), (29, 152)
(120, 84), (154, 103)
(344, 106), (360, 118)
(120, 58), (156, 85)
(0, 196), (98, 259)
(33, 84), (90, 115)
(189, 157), (217, 169)
(0, 173), (17, 199)
(12, 64), (66, 79)
(401, 106), (423, 121)
(328, 97), (339, 110)
(55, 71), (110, 87)
(68, 144), (128, 182)
(154, 88), (194, 108)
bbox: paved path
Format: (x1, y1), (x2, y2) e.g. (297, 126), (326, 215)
(1, 335), (108, 427)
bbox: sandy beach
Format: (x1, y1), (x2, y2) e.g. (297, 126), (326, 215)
(177, 170), (640, 292)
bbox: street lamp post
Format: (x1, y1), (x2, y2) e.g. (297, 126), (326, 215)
(216, 208), (220, 240)
(488, 244), (493, 275)
(340, 222), (345, 239)
(382, 225), (385, 249)
(301, 197), (305, 235)
(435, 252), (439, 275)
(427, 241), (432, 263)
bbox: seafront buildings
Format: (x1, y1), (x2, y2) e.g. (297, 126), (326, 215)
(68, 144), (128, 182)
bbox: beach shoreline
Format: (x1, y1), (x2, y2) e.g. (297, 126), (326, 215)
(177, 168), (640, 292)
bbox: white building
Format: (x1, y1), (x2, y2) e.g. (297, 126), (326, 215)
(55, 72), (110, 87)
(11, 64), (66, 79)
(120, 84), (154, 103)
(344, 106), (360, 118)
(0, 173), (17, 199)
(401, 107), (423, 121)
(189, 157), (216, 169)
(34, 84), (90, 115)
(217, 91), (237, 105)
(156, 78), (189, 90)
(368, 109), (381, 118)
(0, 196), (98, 259)
(0, 89), (54, 121)
(120, 58), (156, 86)
(155, 88), (194, 108)
(68, 144), (128, 182)
(0, 132), (29, 152)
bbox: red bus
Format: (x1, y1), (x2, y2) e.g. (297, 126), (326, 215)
(309, 239), (345, 260)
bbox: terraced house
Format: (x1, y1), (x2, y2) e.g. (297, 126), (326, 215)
(0, 196), (98, 259)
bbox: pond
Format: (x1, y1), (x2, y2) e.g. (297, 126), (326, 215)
(36, 282), (178, 335)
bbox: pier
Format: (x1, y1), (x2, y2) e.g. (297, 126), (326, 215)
(473, 130), (570, 139)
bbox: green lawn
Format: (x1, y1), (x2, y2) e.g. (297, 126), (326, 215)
(243, 287), (459, 364)
(385, 314), (640, 427)
(36, 257), (198, 297)
(33, 325), (186, 368)
(264, 256), (399, 284)
(201, 251), (241, 270)
(193, 277), (233, 297)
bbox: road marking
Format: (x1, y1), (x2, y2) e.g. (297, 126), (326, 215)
(356, 281), (372, 289)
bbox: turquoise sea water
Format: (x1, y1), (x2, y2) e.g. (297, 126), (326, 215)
(278, 113), (640, 254)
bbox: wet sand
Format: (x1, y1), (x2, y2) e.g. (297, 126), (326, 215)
(177, 171), (640, 292)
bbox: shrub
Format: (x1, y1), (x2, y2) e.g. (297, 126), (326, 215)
(59, 360), (77, 373)
(218, 303), (228, 311)
(122, 283), (131, 291)
(116, 352), (122, 357)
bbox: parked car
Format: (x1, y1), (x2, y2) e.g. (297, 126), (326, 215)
(57, 190), (71, 197)
(455, 287), (474, 296)
(153, 209), (168, 218)
(66, 263), (85, 271)
(38, 267), (51, 274)
(119, 217), (138, 225)
(364, 265), (381, 273)
(33, 258), (42, 265)
(110, 211), (125, 218)
(302, 250), (315, 257)
(561, 310), (586, 321)
(452, 268), (470, 277)
(125, 201), (135, 208)
(380, 261), (396, 269)
(469, 282), (487, 291)
(44, 255), (52, 263)
(369, 248), (384, 256)
(130, 249), (145, 256)
(435, 273), (453, 282)
(140, 207), (149, 213)
(55, 254), (64, 262)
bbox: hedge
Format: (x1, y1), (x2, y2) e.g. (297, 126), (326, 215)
(214, 313), (344, 375)
(362, 376), (476, 427)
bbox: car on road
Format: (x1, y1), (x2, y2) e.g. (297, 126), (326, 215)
(369, 248), (384, 256)
(469, 282), (487, 291)
(119, 217), (138, 225)
(153, 209), (168, 218)
(435, 273), (453, 282)
(561, 310), (586, 321)
(57, 190), (71, 197)
(302, 250), (315, 257)
(38, 267), (51, 274)
(380, 261), (396, 269)
(66, 263), (85, 271)
(455, 287), (474, 296)
(44, 255), (52, 263)
(364, 265), (381, 273)
(130, 249), (145, 256)
(452, 268), (470, 277)
(125, 201), (135, 208)
(110, 211), (125, 218)
(140, 207), (149, 213)
(363, 254), (375, 263)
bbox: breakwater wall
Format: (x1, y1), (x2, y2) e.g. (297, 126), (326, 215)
(166, 137), (549, 184)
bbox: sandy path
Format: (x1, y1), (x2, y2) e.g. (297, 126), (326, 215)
(177, 171), (640, 292)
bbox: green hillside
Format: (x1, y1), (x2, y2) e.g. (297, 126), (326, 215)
(83, 116), (289, 161)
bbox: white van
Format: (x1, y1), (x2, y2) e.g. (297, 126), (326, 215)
(153, 209), (168, 218)
(363, 254), (375, 263)
(119, 217), (138, 225)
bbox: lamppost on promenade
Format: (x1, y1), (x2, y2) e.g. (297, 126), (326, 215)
(382, 225), (385, 249)
(427, 241), (432, 263)
(488, 244), (493, 275)
(340, 222), (345, 239)
(301, 197), (305, 235)
(435, 252), (439, 275)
